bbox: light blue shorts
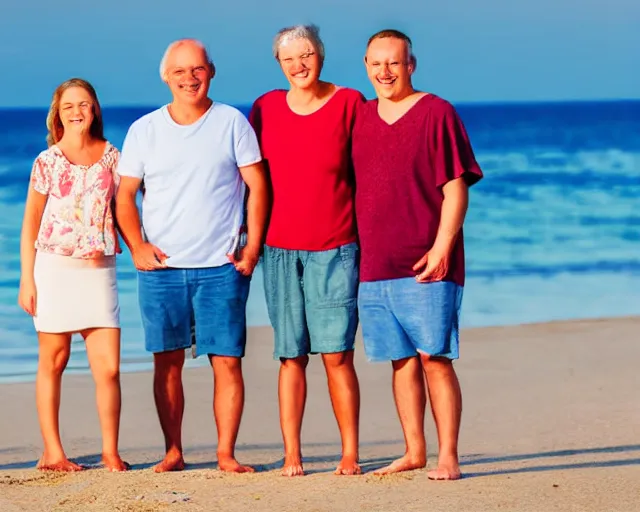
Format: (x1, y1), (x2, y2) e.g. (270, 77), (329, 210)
(263, 243), (359, 360)
(358, 278), (463, 362)
(137, 263), (250, 357)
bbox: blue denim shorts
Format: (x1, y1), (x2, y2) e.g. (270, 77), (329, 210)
(358, 278), (463, 362)
(263, 243), (359, 360)
(137, 263), (250, 357)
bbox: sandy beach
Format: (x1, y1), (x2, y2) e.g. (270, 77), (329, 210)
(1, 317), (639, 511)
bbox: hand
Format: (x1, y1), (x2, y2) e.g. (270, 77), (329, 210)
(413, 248), (450, 283)
(228, 245), (260, 276)
(115, 237), (123, 255)
(18, 279), (37, 316)
(132, 242), (168, 271)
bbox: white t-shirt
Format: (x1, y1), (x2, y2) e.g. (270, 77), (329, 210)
(116, 102), (262, 268)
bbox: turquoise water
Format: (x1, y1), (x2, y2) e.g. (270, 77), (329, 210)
(1, 101), (639, 382)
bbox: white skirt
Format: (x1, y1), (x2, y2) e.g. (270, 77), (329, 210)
(33, 252), (120, 333)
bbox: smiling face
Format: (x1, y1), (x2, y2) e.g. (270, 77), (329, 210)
(58, 86), (95, 136)
(46, 79), (104, 146)
(277, 37), (322, 90)
(163, 41), (213, 106)
(365, 36), (415, 101)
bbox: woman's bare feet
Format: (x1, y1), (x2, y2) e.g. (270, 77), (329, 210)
(281, 453), (304, 477)
(153, 450), (185, 473)
(427, 466), (461, 480)
(102, 453), (130, 472)
(217, 454), (254, 473)
(334, 454), (361, 475)
(427, 454), (461, 480)
(37, 454), (84, 472)
(373, 453), (426, 475)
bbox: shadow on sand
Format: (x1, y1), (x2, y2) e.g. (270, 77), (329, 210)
(2, 443), (639, 476)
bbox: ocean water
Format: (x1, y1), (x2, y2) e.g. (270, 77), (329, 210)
(1, 100), (638, 382)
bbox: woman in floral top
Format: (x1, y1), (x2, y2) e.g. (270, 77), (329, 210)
(18, 78), (128, 472)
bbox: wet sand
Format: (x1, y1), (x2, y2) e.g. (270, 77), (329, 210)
(1, 317), (639, 511)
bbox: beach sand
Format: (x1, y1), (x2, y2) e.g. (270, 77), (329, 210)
(1, 317), (639, 511)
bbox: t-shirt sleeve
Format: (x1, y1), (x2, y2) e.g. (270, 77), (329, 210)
(234, 113), (263, 168)
(116, 124), (145, 179)
(348, 90), (367, 134)
(248, 99), (262, 145)
(430, 103), (483, 188)
(30, 156), (51, 195)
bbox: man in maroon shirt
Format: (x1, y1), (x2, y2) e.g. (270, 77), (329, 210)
(352, 29), (483, 480)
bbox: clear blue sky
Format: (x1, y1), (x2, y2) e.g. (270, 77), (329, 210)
(1, 0), (638, 107)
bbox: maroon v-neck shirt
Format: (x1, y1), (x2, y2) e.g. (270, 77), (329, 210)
(352, 94), (483, 285)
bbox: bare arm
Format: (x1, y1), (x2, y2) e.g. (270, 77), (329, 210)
(414, 177), (469, 282)
(114, 175), (145, 252)
(115, 175), (167, 270)
(431, 177), (469, 255)
(230, 161), (269, 275)
(110, 195), (122, 253)
(238, 161), (269, 253)
(18, 187), (47, 315)
(20, 187), (47, 282)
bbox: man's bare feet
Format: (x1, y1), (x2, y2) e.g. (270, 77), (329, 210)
(373, 453), (426, 475)
(37, 454), (84, 472)
(102, 453), (130, 472)
(217, 455), (255, 473)
(153, 451), (185, 473)
(334, 454), (361, 476)
(281, 454), (304, 477)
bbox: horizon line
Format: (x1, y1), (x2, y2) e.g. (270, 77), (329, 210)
(0, 97), (639, 110)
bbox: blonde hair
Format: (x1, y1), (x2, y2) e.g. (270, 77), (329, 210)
(45, 78), (105, 147)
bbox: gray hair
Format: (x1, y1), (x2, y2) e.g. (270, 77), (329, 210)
(272, 24), (325, 63)
(159, 39), (213, 80)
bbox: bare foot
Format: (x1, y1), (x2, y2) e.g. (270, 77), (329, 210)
(217, 454), (255, 473)
(37, 454), (84, 472)
(335, 454), (361, 476)
(281, 454), (304, 477)
(153, 452), (185, 473)
(427, 457), (461, 480)
(373, 454), (426, 475)
(102, 453), (130, 472)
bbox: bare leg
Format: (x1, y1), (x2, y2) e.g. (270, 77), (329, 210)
(374, 356), (427, 475)
(35, 332), (83, 472)
(83, 328), (128, 472)
(421, 354), (462, 480)
(210, 355), (253, 473)
(322, 351), (361, 475)
(152, 349), (185, 472)
(279, 355), (308, 476)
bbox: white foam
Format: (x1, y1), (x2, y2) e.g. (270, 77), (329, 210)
(475, 149), (640, 176)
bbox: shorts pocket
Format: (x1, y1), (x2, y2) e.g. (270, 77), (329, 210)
(338, 243), (359, 286)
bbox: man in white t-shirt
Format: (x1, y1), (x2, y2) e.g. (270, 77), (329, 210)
(115, 39), (268, 473)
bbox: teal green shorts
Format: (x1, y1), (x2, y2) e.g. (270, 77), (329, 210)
(262, 243), (359, 360)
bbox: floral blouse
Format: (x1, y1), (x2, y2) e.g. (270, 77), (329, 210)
(31, 142), (120, 258)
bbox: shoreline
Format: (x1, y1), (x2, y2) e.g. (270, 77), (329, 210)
(1, 314), (638, 385)
(1, 316), (639, 511)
